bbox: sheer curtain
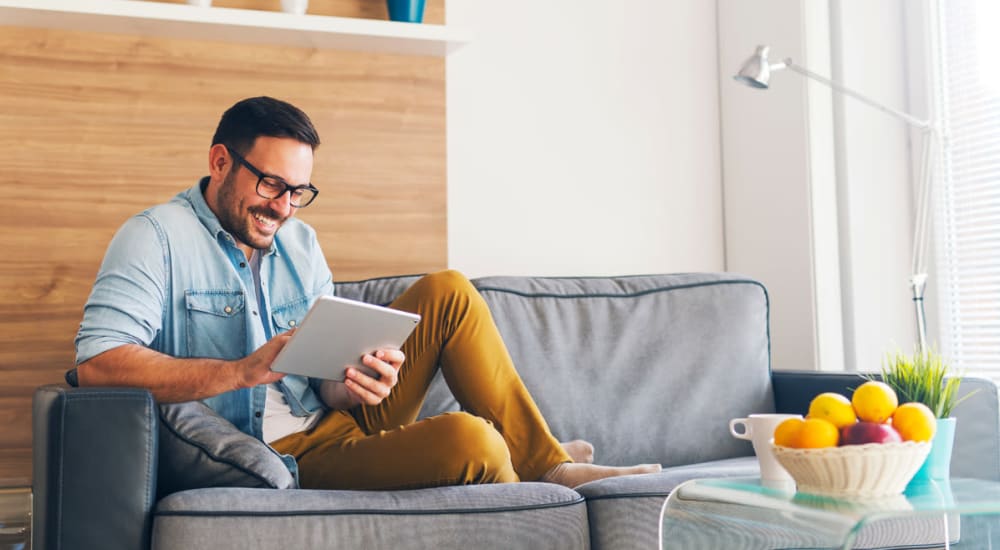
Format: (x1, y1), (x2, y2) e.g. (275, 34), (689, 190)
(933, 0), (1000, 381)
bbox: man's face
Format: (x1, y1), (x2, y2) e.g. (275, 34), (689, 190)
(211, 136), (314, 255)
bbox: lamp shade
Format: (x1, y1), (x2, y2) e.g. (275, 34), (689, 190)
(734, 45), (772, 89)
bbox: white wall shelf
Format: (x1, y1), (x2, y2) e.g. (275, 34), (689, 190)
(0, 0), (469, 57)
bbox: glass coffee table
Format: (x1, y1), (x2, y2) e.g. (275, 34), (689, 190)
(660, 477), (1000, 549)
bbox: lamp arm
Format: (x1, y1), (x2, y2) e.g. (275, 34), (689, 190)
(911, 127), (938, 277)
(780, 59), (933, 131)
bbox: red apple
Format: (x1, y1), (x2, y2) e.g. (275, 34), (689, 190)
(840, 421), (902, 445)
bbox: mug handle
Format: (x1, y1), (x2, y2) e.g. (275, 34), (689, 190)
(729, 418), (752, 440)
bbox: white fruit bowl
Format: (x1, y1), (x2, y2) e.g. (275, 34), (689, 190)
(772, 441), (931, 498)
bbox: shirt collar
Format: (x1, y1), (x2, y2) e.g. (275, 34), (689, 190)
(183, 177), (279, 257)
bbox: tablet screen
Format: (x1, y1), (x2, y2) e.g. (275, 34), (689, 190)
(270, 295), (420, 381)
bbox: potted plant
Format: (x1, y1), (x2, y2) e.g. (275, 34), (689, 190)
(879, 348), (970, 479)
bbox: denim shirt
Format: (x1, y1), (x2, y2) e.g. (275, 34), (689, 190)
(76, 178), (334, 449)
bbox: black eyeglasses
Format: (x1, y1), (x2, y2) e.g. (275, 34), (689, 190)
(225, 145), (319, 208)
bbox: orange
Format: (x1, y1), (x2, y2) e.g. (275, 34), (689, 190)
(852, 381), (899, 423)
(795, 418), (840, 448)
(808, 392), (857, 428)
(892, 402), (937, 442)
(773, 417), (805, 447)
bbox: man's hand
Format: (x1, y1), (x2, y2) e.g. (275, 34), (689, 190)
(344, 348), (405, 406)
(234, 330), (293, 388)
(323, 348), (405, 408)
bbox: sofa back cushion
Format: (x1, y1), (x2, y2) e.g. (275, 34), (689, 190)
(333, 274), (425, 307)
(335, 272), (774, 467)
(471, 274), (773, 467)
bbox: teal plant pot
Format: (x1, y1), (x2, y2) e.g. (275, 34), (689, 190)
(387, 0), (425, 23)
(912, 417), (956, 480)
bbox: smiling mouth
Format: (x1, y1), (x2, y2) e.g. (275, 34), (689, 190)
(250, 208), (286, 234)
(253, 211), (278, 229)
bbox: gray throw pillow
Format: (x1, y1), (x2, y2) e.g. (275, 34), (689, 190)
(157, 401), (297, 497)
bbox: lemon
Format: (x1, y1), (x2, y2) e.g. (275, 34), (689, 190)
(808, 392), (857, 428)
(773, 417), (805, 447)
(852, 381), (899, 423)
(892, 402), (937, 442)
(796, 418), (840, 448)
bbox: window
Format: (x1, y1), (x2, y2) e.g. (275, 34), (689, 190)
(933, 0), (1000, 381)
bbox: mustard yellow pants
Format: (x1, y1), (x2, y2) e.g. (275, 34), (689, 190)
(270, 270), (571, 490)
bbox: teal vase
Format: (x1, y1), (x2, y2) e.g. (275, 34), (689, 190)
(912, 417), (956, 480)
(905, 478), (956, 510)
(386, 0), (425, 23)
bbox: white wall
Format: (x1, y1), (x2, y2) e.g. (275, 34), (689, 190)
(447, 0), (928, 373)
(831, 0), (922, 371)
(446, 1), (725, 277)
(717, 0), (844, 372)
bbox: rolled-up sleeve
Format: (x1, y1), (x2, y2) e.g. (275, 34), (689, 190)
(75, 214), (167, 364)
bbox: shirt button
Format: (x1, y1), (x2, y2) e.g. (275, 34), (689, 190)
(224, 306), (233, 314)
(255, 411), (262, 418)
(240, 262), (246, 268)
(252, 311), (258, 316)
(289, 320), (296, 327)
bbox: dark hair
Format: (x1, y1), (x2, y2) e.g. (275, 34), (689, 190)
(211, 96), (321, 155)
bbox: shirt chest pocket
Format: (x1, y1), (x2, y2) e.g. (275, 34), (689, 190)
(185, 290), (247, 360)
(271, 298), (312, 335)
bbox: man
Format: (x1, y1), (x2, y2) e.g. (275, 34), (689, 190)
(75, 96), (660, 490)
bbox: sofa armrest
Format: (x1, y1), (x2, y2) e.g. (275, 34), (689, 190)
(33, 385), (158, 550)
(770, 370), (866, 416)
(771, 370), (1000, 481)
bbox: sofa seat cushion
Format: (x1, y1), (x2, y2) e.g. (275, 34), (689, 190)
(575, 457), (758, 550)
(152, 483), (589, 550)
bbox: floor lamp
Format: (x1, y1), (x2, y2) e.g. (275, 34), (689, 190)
(733, 45), (938, 353)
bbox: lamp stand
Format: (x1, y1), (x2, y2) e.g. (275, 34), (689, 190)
(912, 273), (929, 353)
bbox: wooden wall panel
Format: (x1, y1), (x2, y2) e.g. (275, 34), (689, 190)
(0, 0), (446, 486)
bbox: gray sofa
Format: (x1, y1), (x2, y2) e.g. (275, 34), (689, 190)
(32, 272), (1000, 549)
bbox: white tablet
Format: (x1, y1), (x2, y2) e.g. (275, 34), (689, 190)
(270, 295), (421, 381)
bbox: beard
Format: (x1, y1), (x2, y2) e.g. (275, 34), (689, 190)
(215, 170), (287, 251)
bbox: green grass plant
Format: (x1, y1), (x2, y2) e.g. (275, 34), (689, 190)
(880, 348), (968, 418)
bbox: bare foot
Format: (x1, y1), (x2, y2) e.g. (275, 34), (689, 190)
(560, 439), (595, 464)
(540, 462), (661, 488)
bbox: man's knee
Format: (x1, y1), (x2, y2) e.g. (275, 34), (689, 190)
(444, 412), (504, 450)
(436, 412), (516, 483)
(418, 269), (476, 298)
(410, 270), (489, 317)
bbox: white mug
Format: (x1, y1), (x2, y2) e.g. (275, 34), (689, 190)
(729, 413), (802, 483)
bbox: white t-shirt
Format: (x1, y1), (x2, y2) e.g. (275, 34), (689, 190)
(247, 250), (323, 444)
(263, 383), (321, 443)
